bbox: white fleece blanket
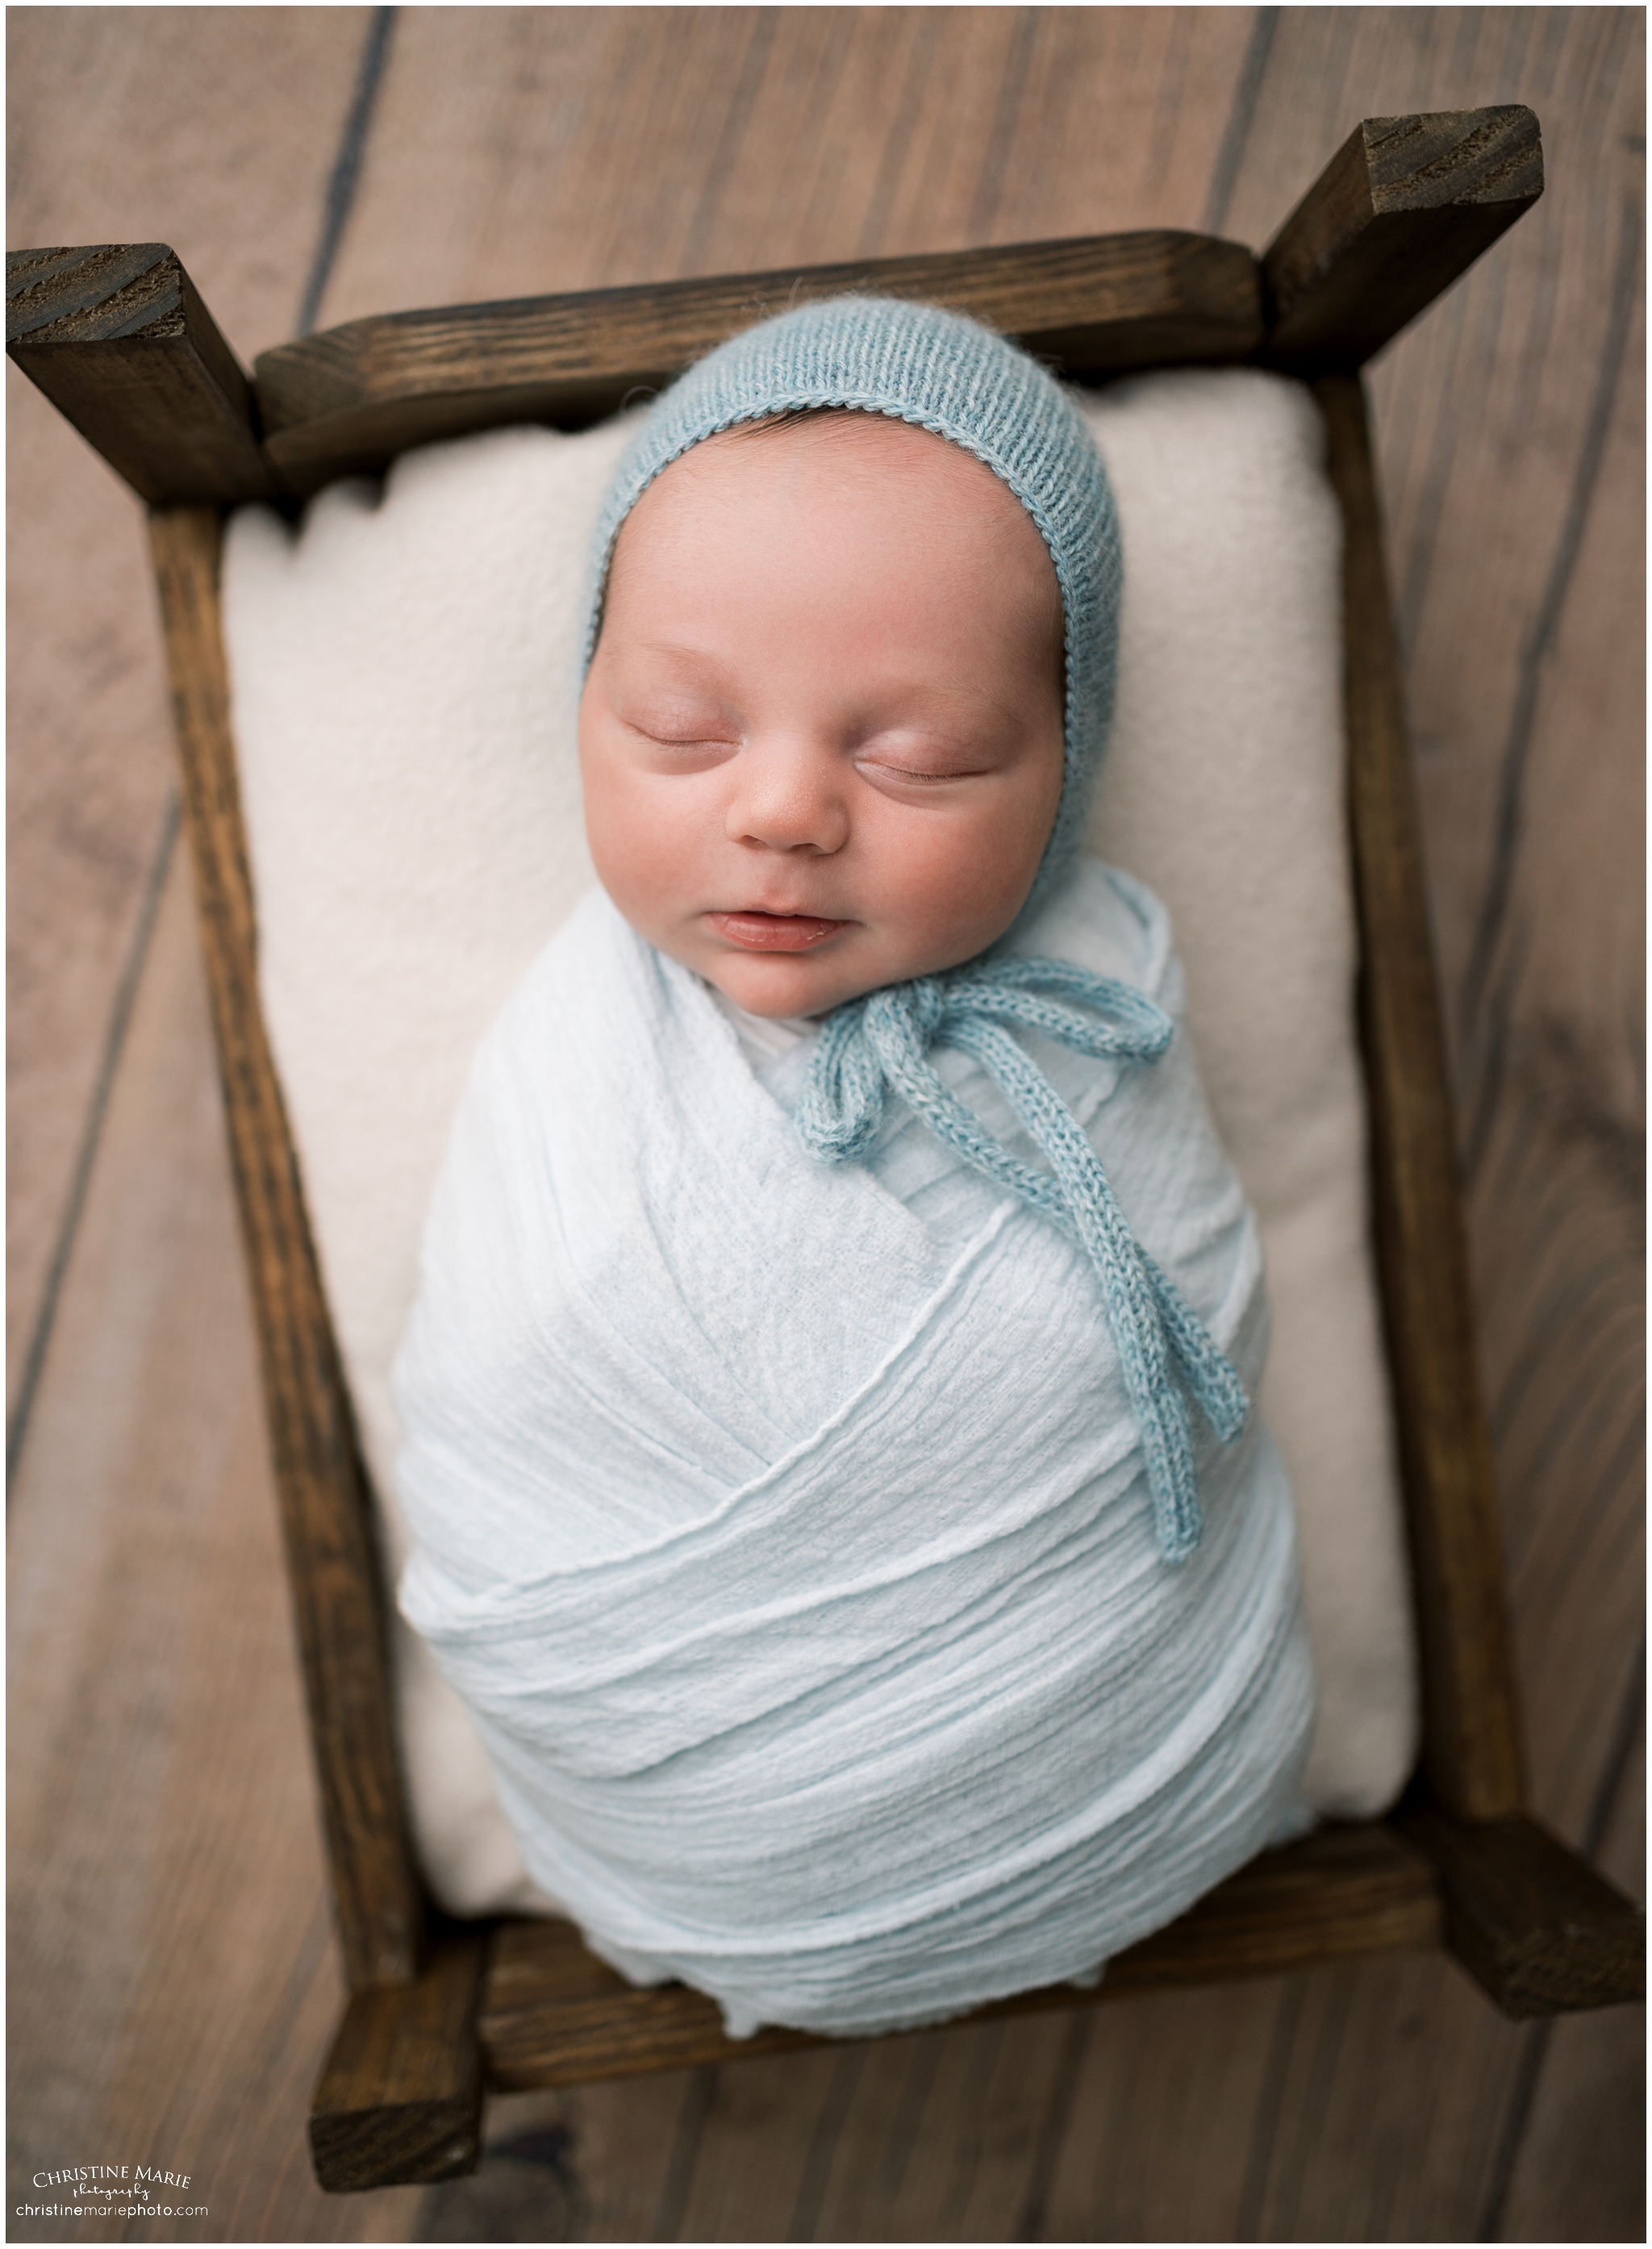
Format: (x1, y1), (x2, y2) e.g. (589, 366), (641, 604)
(222, 366), (1417, 1917)
(394, 863), (1315, 2036)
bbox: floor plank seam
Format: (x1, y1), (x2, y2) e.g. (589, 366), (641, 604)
(1474, 2017), (1549, 2243)
(6, 790), (178, 1491)
(853, 14), (941, 261)
(1583, 1638), (1646, 1865)
(1458, 186), (1645, 1131)
(296, 5), (398, 339)
(786, 2042), (868, 2242)
(675, 8), (781, 280)
(962, 8), (1040, 246)
(875, 2029), (945, 2211)
(1012, 2008), (1090, 2242)
(1203, 6), (1280, 235)
(650, 2065), (717, 2243)
(1232, 1974), (1306, 2241)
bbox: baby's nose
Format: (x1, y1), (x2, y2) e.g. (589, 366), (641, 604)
(726, 745), (849, 853)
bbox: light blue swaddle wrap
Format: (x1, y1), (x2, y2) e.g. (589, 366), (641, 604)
(394, 298), (1314, 2038)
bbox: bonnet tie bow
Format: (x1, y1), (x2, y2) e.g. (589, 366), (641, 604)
(794, 957), (1249, 1561)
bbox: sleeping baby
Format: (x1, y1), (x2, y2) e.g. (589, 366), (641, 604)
(392, 296), (1316, 2039)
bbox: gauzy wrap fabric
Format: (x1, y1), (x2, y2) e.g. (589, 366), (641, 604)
(394, 862), (1316, 2038)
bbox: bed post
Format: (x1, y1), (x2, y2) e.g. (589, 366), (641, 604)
(1262, 109), (1642, 2013)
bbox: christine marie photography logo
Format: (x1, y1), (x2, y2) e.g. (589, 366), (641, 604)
(18, 2165), (207, 2222)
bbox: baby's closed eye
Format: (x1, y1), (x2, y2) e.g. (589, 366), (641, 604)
(621, 705), (741, 759)
(853, 726), (1021, 789)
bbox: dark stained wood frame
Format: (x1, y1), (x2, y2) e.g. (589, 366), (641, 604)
(9, 104), (1641, 2196)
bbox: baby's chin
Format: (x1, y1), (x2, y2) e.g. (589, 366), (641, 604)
(696, 931), (995, 1020)
(699, 949), (874, 1020)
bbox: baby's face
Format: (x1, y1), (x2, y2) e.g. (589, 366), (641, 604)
(579, 412), (1066, 1018)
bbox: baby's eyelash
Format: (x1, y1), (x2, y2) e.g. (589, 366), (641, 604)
(859, 757), (982, 784)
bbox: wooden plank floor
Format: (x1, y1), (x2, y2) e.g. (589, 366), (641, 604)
(8, 9), (1642, 2241)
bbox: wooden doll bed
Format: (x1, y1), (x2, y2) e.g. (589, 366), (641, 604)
(8, 102), (1641, 2195)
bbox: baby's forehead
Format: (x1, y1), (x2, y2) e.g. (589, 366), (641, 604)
(616, 411), (1057, 588)
(648, 408), (1024, 519)
(600, 407), (1066, 679)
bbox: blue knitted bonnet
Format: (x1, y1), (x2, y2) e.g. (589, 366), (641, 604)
(579, 296), (1246, 1561)
(581, 294), (1119, 924)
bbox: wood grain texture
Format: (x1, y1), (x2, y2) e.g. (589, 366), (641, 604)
(5, 0), (371, 1416)
(309, 1930), (487, 2193)
(3, 389), (175, 1424)
(1318, 369), (1526, 1820)
(309, 7), (1264, 323)
(550, 2072), (701, 2242)
(1263, 106), (1544, 368)
(480, 1825), (1440, 2092)
(657, 2013), (1102, 2243)
(148, 507), (423, 1992)
(252, 232), (1262, 494)
(788, 2011), (1083, 2242)
(1032, 1972), (1297, 2241)
(5, 857), (424, 2246)
(7, 244), (278, 504)
(1396, 1807), (1643, 2017)
(1223, 1945), (1530, 2240)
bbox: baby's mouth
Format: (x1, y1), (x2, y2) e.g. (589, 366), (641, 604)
(707, 910), (851, 953)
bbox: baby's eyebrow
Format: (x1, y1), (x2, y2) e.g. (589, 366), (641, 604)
(606, 640), (744, 695)
(627, 639), (726, 666)
(867, 676), (1027, 733)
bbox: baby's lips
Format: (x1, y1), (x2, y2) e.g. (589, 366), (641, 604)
(707, 909), (851, 952)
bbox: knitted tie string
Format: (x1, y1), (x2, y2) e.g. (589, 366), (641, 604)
(794, 959), (1249, 1562)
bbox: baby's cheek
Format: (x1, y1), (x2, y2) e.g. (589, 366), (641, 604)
(579, 724), (674, 891)
(582, 759), (665, 922)
(891, 797), (1053, 959)
(592, 813), (671, 928)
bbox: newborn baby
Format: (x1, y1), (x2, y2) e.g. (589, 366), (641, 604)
(394, 298), (1315, 2038)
